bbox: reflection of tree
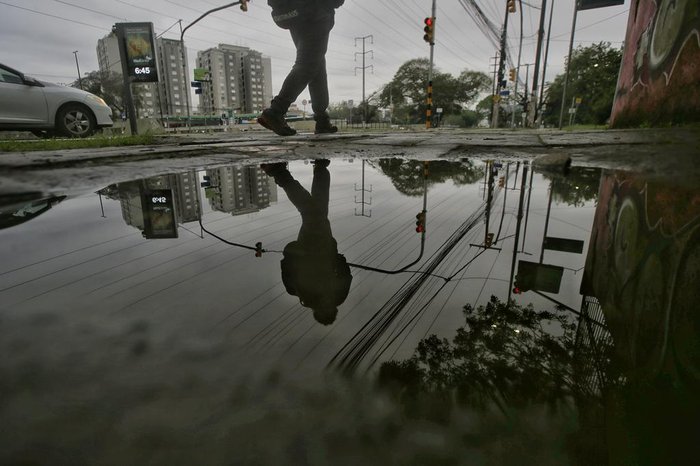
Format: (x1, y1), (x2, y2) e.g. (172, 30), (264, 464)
(543, 167), (601, 207)
(374, 159), (484, 196)
(379, 297), (579, 412)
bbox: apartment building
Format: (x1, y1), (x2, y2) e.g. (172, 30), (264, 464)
(196, 44), (273, 116)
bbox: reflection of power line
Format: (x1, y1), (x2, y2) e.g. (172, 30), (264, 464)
(354, 160), (373, 217)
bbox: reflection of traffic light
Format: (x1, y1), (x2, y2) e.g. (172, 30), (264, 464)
(512, 286), (522, 294)
(498, 176), (505, 187)
(509, 68), (516, 81)
(507, 0), (516, 13)
(423, 17), (435, 44)
(240, 0), (249, 12)
(415, 211), (426, 233)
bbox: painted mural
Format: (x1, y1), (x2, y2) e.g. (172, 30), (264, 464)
(581, 170), (700, 384)
(610, 0), (700, 127)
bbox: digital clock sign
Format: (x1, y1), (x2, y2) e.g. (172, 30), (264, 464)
(115, 22), (159, 83)
(141, 189), (178, 239)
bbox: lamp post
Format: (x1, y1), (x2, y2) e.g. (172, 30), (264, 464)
(179, 1), (249, 127)
(73, 50), (83, 90)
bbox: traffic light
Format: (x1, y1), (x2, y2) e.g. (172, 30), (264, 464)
(240, 0), (249, 12)
(509, 68), (516, 81)
(415, 211), (426, 233)
(423, 17), (435, 44)
(498, 176), (505, 187)
(485, 232), (494, 248)
(507, 0), (516, 13)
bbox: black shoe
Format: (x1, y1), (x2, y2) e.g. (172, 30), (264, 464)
(314, 120), (338, 134)
(258, 109), (296, 136)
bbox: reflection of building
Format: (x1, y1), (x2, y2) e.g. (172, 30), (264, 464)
(196, 44), (272, 115)
(206, 166), (277, 215)
(116, 171), (200, 233)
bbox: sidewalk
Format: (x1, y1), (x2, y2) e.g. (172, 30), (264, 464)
(0, 127), (697, 194)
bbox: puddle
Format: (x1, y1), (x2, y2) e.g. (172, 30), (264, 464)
(1, 157), (698, 463)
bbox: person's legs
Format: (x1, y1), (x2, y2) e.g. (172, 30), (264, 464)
(311, 161), (330, 218)
(263, 165), (314, 213)
(270, 15), (334, 116)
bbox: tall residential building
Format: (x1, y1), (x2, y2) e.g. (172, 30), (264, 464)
(196, 44), (273, 116)
(155, 37), (191, 117)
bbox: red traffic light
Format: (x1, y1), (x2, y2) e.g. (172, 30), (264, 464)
(513, 287), (522, 294)
(424, 17), (433, 26)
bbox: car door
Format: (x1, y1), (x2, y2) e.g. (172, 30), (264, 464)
(0, 65), (49, 125)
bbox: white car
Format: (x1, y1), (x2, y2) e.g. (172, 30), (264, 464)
(0, 63), (113, 137)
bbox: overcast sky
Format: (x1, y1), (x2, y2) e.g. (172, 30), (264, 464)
(1, 0), (630, 108)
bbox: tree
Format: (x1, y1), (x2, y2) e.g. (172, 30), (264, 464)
(71, 70), (142, 117)
(377, 59), (489, 124)
(379, 297), (580, 412)
(541, 42), (622, 126)
(544, 167), (602, 207)
(373, 159), (484, 196)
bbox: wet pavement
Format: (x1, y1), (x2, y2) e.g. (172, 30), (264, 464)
(1, 132), (699, 464)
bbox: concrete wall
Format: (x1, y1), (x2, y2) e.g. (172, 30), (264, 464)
(610, 0), (700, 127)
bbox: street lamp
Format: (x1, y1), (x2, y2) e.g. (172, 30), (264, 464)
(73, 50), (83, 90)
(179, 1), (250, 127)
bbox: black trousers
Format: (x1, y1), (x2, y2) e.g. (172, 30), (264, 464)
(270, 13), (335, 119)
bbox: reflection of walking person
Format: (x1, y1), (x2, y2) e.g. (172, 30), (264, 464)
(262, 160), (352, 325)
(258, 0), (344, 136)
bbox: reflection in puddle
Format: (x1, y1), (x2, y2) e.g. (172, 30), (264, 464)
(0, 158), (697, 463)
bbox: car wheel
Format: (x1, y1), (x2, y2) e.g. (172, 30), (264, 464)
(56, 104), (96, 137)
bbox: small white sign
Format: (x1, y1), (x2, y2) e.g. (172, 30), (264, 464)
(436, 107), (443, 113)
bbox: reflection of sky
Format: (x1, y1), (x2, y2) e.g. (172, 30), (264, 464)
(0, 160), (597, 374)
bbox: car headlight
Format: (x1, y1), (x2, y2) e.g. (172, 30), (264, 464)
(86, 93), (108, 107)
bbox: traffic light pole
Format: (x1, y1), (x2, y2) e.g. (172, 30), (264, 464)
(511, 0), (523, 129)
(180, 1), (249, 128)
(425, 0), (437, 129)
(492, 2), (511, 128)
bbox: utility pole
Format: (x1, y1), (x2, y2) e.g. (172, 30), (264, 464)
(354, 160), (372, 217)
(178, 20), (190, 128)
(527, 0), (548, 127)
(492, 1), (513, 128)
(489, 53), (499, 125)
(537, 0), (555, 126)
(559, 0), (580, 129)
(354, 35), (374, 125)
(72, 50), (83, 89)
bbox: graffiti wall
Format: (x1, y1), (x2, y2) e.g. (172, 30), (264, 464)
(581, 170), (700, 382)
(610, 0), (700, 127)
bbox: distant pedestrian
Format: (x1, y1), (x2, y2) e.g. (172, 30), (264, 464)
(258, 0), (344, 136)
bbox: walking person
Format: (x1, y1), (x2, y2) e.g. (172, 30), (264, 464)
(258, 0), (344, 136)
